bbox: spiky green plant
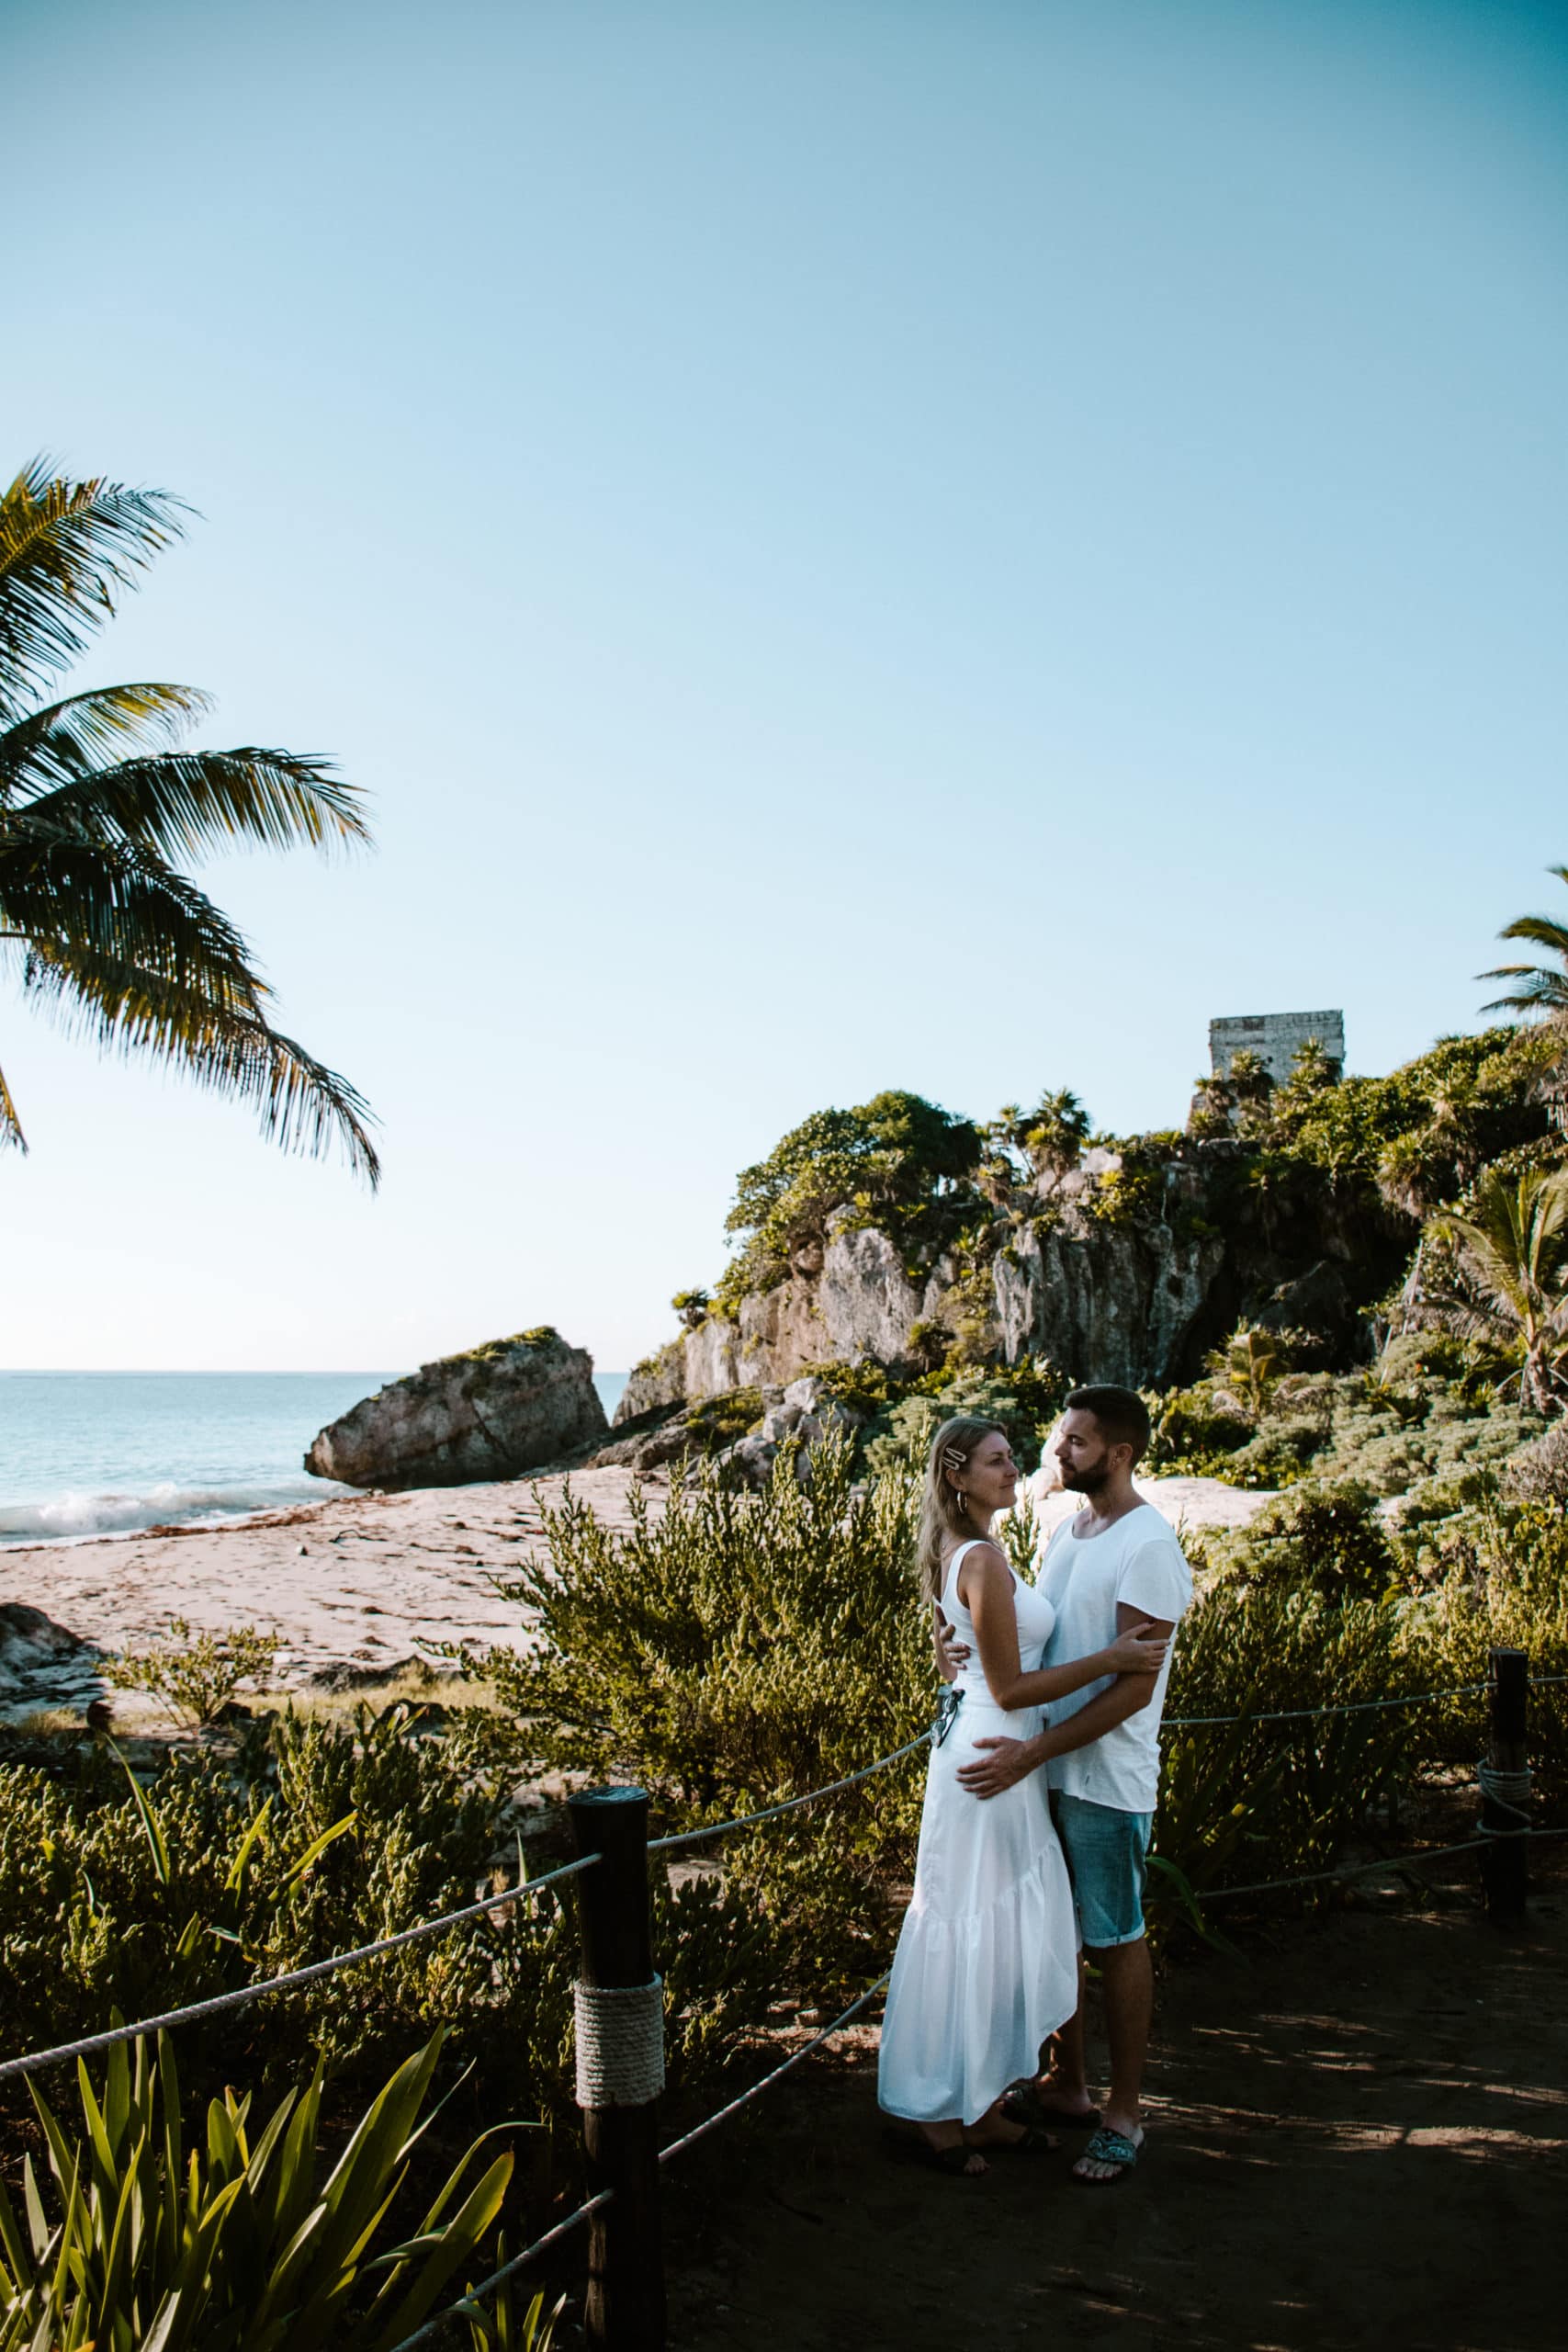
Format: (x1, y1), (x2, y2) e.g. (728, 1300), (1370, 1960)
(0, 456), (378, 1176)
(0, 2030), (517, 2350)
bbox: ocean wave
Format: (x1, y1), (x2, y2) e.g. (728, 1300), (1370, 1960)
(0, 1478), (355, 1547)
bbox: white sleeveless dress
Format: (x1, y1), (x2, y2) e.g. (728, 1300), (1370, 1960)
(877, 1538), (1080, 2126)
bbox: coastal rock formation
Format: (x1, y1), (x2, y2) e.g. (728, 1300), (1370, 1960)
(615, 1218), (955, 1419)
(305, 1329), (608, 1491)
(621, 1142), (1404, 1416)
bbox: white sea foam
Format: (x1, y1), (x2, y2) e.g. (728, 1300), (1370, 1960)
(0, 1478), (354, 1548)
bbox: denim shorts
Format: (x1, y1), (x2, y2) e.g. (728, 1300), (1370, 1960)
(1052, 1792), (1154, 1949)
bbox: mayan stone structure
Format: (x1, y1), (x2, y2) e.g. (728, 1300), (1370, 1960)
(1210, 1009), (1345, 1085)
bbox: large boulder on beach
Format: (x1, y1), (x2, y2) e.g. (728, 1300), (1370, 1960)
(304, 1328), (609, 1491)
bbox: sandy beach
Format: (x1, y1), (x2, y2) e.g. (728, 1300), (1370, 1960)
(0, 1469), (1270, 1720)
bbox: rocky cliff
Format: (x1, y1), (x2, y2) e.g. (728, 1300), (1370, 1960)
(308, 1329), (608, 1490)
(617, 1140), (1407, 1421)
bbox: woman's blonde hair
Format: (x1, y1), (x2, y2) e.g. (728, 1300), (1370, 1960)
(918, 1415), (1006, 1601)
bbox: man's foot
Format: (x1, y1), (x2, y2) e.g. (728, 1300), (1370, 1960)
(965, 2101), (1058, 2155)
(1071, 2121), (1144, 2185)
(1002, 2081), (1100, 2132)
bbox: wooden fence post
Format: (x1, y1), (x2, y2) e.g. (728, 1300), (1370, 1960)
(1481, 1647), (1529, 1924)
(569, 1786), (666, 2352)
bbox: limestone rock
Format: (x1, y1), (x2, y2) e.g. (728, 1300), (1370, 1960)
(305, 1329), (608, 1491)
(715, 1376), (862, 1488)
(0, 1603), (101, 1713)
(615, 1339), (687, 1424)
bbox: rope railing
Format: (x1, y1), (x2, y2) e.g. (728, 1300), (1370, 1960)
(386, 1971), (894, 2352)
(648, 1730), (934, 1853)
(1167, 1669), (1563, 1729)
(0, 1849), (599, 2085)
(1, 1659), (1559, 2082)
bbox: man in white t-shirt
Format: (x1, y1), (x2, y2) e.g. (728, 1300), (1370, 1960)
(956, 1385), (1191, 2185)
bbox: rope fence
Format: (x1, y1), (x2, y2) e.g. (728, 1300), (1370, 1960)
(0, 1645), (1561, 2348)
(0, 1849), (599, 2085)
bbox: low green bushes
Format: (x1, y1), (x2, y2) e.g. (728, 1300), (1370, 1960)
(1148, 1332), (1540, 1504)
(484, 1434), (930, 1996)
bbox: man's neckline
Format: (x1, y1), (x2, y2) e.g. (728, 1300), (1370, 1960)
(1067, 1498), (1153, 1544)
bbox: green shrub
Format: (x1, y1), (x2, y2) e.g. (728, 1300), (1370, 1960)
(0, 1705), (577, 2125)
(484, 1437), (931, 1995)
(1394, 1498), (1568, 1806)
(1153, 1577), (1414, 1920)
(103, 1617), (277, 1727)
(716, 1090), (982, 1306)
(1212, 1483), (1401, 1603)
(681, 1385), (765, 1451)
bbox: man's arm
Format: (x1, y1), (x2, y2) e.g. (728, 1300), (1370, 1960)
(955, 1605), (1175, 1800)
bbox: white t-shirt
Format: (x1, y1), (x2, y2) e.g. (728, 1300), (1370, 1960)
(1037, 1502), (1192, 1814)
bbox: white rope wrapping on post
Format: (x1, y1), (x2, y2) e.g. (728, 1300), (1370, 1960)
(1478, 1758), (1532, 1814)
(574, 1975), (665, 2109)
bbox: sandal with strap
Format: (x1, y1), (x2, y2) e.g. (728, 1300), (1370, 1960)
(987, 2122), (1059, 2155)
(1001, 2086), (1101, 2133)
(882, 2126), (986, 2177)
(1071, 2124), (1142, 2186)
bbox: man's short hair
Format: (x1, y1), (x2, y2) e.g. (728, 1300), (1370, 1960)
(1064, 1385), (1152, 1465)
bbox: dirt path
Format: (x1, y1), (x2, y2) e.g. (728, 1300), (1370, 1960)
(659, 1882), (1564, 2351)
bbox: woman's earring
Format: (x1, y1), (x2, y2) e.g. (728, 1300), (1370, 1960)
(953, 1487), (967, 1517)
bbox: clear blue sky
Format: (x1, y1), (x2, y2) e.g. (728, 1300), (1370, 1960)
(4, 0), (1565, 1373)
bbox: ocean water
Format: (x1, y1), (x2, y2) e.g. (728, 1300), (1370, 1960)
(0, 1369), (629, 1547)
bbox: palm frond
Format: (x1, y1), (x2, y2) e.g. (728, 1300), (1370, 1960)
(0, 684), (211, 801)
(0, 461), (189, 713)
(1476, 965), (1568, 1018)
(2, 817), (266, 1009)
(18, 743), (371, 860)
(0, 1057), (26, 1150)
(1491, 913), (1568, 956)
(18, 942), (380, 1185)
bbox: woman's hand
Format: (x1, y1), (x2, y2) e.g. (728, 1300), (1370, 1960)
(1104, 1620), (1170, 1677)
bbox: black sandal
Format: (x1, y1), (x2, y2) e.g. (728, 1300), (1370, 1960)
(883, 2126), (986, 2177)
(987, 2122), (1059, 2155)
(1001, 2086), (1100, 2133)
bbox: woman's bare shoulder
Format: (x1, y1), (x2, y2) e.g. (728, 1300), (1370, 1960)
(954, 1538), (1010, 1587)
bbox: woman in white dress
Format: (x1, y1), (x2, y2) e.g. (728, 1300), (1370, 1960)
(877, 1415), (1168, 2176)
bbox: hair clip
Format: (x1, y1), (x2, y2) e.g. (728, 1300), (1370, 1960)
(942, 1444), (966, 1475)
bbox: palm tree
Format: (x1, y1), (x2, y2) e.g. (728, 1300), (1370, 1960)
(1205, 1323), (1281, 1417)
(1428, 1166), (1568, 1414)
(0, 458), (378, 1180)
(1480, 865), (1568, 1025)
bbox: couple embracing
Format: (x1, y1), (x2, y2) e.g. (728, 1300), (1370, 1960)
(878, 1386), (1191, 2186)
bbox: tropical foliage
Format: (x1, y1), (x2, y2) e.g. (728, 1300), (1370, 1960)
(716, 1090), (981, 1305)
(1427, 1166), (1568, 1412)
(0, 2030), (522, 2352)
(1480, 863), (1568, 1031)
(0, 458), (378, 1176)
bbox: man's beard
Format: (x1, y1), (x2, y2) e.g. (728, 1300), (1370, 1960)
(1059, 1458), (1111, 1495)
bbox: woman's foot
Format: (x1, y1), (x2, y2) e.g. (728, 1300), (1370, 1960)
(914, 2123), (987, 2176)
